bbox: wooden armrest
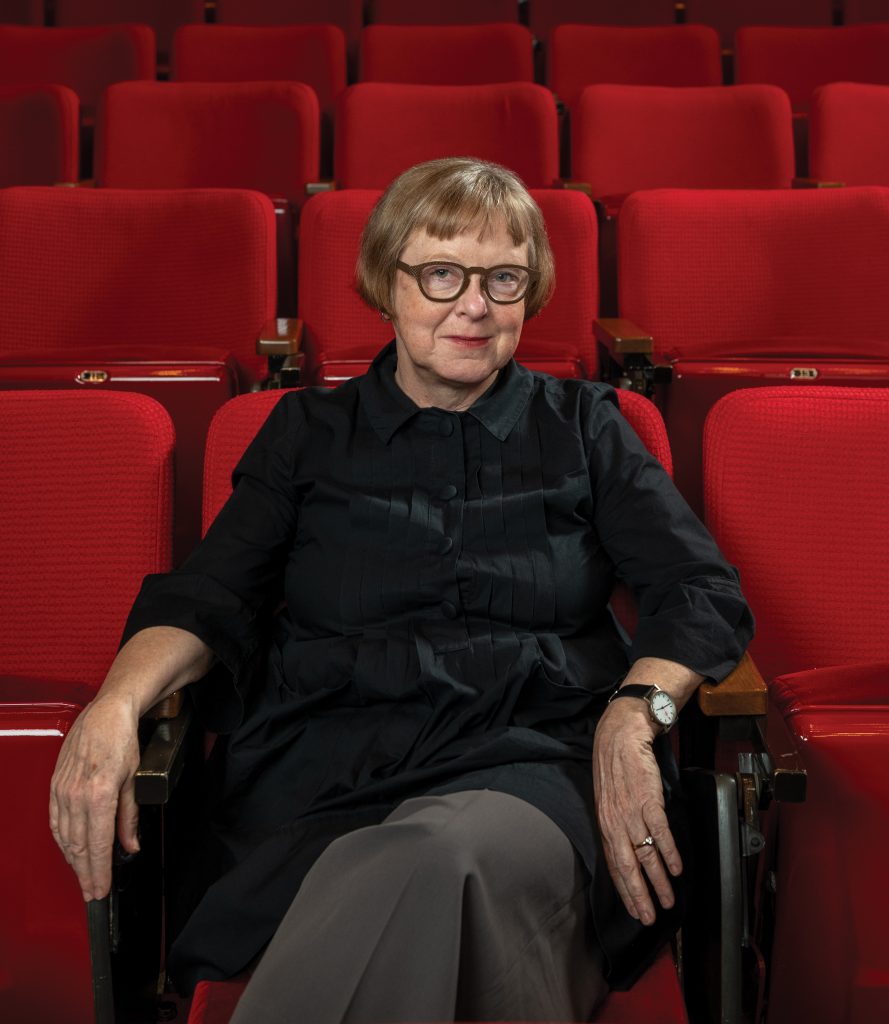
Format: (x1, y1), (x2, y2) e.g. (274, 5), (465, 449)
(305, 180), (336, 195)
(698, 652), (768, 718)
(561, 180), (592, 197)
(792, 177), (844, 189)
(134, 701), (192, 805)
(593, 317), (654, 357)
(756, 703), (807, 803)
(257, 317), (303, 358)
(143, 690), (184, 720)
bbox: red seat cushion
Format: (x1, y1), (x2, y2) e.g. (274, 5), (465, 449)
(0, 83), (79, 185)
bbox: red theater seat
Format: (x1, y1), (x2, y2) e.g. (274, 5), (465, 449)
(334, 82), (559, 189)
(809, 82), (889, 185)
(0, 83), (79, 185)
(704, 387), (889, 1023)
(53, 0), (206, 63)
(359, 23), (534, 84)
(844, 0), (889, 22)
(0, 390), (174, 1024)
(0, 24), (155, 119)
(600, 186), (889, 512)
(682, 0), (834, 52)
(213, 0), (362, 73)
(0, 0), (43, 23)
(183, 385), (687, 1024)
(369, 0), (518, 23)
(735, 23), (889, 114)
(530, 0), (677, 44)
(95, 80), (320, 314)
(549, 24), (722, 112)
(0, 186), (276, 559)
(296, 187), (599, 385)
(571, 84), (794, 197)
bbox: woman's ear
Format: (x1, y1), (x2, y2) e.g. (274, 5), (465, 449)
(380, 310), (391, 322)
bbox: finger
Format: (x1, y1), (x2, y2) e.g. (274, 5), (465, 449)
(116, 776), (140, 855)
(602, 846), (639, 920)
(634, 841), (675, 911)
(612, 839), (657, 925)
(647, 811), (683, 877)
(84, 784), (120, 901)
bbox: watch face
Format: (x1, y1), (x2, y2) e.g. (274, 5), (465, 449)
(650, 689), (677, 727)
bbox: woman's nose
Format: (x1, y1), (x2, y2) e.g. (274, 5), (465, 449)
(455, 272), (488, 316)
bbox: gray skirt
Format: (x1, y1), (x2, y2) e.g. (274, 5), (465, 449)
(229, 789), (608, 1023)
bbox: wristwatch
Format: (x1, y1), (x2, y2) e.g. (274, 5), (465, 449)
(608, 684), (678, 733)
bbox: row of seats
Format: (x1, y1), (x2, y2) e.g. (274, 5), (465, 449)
(4, 21), (889, 113)
(7, 0), (885, 54)
(2, 183), (888, 548)
(4, 383), (886, 1024)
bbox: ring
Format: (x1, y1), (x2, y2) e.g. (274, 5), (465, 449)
(634, 835), (655, 850)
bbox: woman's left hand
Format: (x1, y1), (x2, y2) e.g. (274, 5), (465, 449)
(592, 698), (683, 925)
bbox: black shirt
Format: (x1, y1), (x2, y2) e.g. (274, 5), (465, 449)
(124, 342), (753, 991)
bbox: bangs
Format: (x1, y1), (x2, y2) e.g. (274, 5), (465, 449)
(411, 177), (532, 248)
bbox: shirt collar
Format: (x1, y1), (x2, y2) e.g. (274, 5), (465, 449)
(359, 340), (535, 444)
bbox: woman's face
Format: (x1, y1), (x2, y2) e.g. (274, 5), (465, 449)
(390, 217), (528, 410)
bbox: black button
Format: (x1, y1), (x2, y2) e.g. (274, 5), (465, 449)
(438, 418), (454, 437)
(438, 537), (454, 555)
(439, 484), (458, 500)
(440, 600), (458, 619)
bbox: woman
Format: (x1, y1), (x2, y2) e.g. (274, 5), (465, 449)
(51, 158), (752, 1022)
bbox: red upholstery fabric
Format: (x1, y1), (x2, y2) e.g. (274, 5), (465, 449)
(297, 187), (599, 385)
(96, 81), (320, 205)
(0, 83), (79, 185)
(809, 82), (889, 185)
(173, 24), (347, 124)
(764, 663), (889, 1023)
(683, 0), (833, 51)
(0, 186), (276, 384)
(614, 389), (673, 477)
(529, 0), (677, 44)
(369, 0), (518, 23)
(549, 25), (722, 110)
(359, 23), (534, 84)
(0, 391), (174, 685)
(203, 390), (288, 531)
(572, 83), (794, 192)
(187, 944), (687, 1023)
(619, 186), (889, 361)
(53, 0), (205, 58)
(0, 0), (44, 24)
(0, 25), (155, 115)
(735, 24), (889, 113)
(704, 387), (889, 682)
(334, 82), (558, 189)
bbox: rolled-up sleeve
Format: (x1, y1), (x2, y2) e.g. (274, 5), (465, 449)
(121, 394), (305, 730)
(586, 390), (754, 682)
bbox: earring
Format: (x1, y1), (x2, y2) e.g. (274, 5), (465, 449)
(380, 310), (390, 322)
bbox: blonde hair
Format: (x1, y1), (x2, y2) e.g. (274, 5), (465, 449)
(356, 158), (555, 320)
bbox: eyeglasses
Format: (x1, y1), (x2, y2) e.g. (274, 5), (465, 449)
(396, 260), (538, 304)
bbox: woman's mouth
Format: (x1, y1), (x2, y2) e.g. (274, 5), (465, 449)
(444, 335), (490, 348)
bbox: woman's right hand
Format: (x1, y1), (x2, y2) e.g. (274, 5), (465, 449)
(49, 695), (142, 902)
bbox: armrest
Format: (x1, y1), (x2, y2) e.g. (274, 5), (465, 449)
(306, 180), (336, 195)
(593, 317), (654, 357)
(698, 652), (768, 717)
(561, 180), (592, 197)
(134, 700), (193, 806)
(257, 317), (303, 358)
(792, 177), (844, 189)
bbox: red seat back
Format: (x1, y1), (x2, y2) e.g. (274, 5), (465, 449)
(844, 0), (889, 22)
(369, 0), (518, 23)
(53, 0), (205, 60)
(96, 81), (320, 206)
(735, 24), (889, 113)
(619, 186), (889, 361)
(530, 0), (677, 44)
(359, 23), (534, 84)
(0, 25), (155, 115)
(0, 84), (79, 185)
(0, 391), (174, 686)
(572, 83), (793, 192)
(549, 25), (722, 111)
(173, 23), (347, 124)
(0, 0), (44, 23)
(298, 187), (599, 385)
(334, 82), (558, 189)
(683, 0), (833, 51)
(809, 82), (889, 185)
(704, 386), (889, 683)
(0, 187), (277, 384)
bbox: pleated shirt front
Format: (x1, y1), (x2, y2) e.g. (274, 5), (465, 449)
(124, 342), (753, 991)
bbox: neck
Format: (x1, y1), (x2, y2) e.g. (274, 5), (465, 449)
(394, 363), (499, 411)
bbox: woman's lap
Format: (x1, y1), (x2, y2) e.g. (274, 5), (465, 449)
(230, 788), (607, 1023)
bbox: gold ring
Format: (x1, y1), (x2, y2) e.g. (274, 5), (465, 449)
(634, 835), (655, 850)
